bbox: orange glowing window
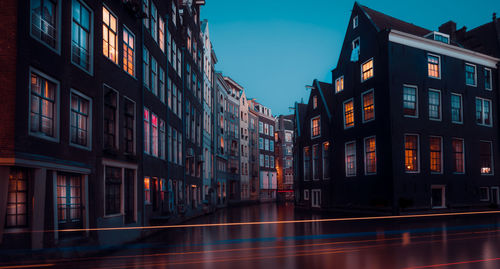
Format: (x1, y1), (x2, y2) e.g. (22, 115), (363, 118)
(480, 141), (493, 175)
(427, 54), (440, 78)
(144, 177), (151, 204)
(335, 76), (344, 93)
(429, 137), (442, 173)
(311, 116), (320, 137)
(362, 90), (374, 122)
(364, 137), (376, 174)
(123, 28), (135, 76)
(103, 6), (118, 64)
(313, 95), (318, 109)
(361, 59), (373, 81)
(452, 138), (464, 173)
(344, 99), (354, 128)
(404, 134), (419, 172)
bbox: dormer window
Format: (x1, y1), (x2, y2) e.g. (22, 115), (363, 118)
(313, 95), (318, 109)
(335, 76), (344, 93)
(425, 32), (450, 44)
(353, 16), (358, 29)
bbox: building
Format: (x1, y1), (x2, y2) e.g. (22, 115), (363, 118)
(275, 114), (295, 202)
(214, 73), (228, 207)
(248, 105), (261, 201)
(295, 3), (499, 214)
(249, 99), (277, 201)
(239, 91), (250, 201)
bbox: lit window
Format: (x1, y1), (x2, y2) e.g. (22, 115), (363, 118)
(151, 114), (158, 157)
(361, 58), (373, 82)
(485, 68), (492, 90)
(476, 97), (492, 126)
(103, 6), (118, 64)
(429, 136), (442, 173)
(452, 138), (464, 173)
(304, 147), (311, 181)
(345, 141), (356, 177)
(313, 95), (318, 109)
(143, 48), (150, 88)
(30, 71), (57, 138)
(335, 76), (344, 93)
(403, 85), (418, 117)
(71, 0), (92, 71)
(144, 108), (150, 154)
(404, 134), (419, 172)
(465, 64), (476, 86)
(312, 144), (319, 180)
(353, 15), (358, 29)
(104, 87), (117, 149)
(159, 17), (165, 52)
(364, 136), (376, 174)
(428, 89), (441, 120)
(480, 141), (493, 175)
(150, 2), (157, 41)
(5, 169), (28, 228)
(362, 90), (374, 122)
(70, 91), (91, 148)
(322, 142), (330, 179)
(122, 28), (135, 76)
(343, 99), (354, 128)
(311, 116), (320, 138)
(144, 177), (151, 204)
(427, 54), (440, 79)
(31, 0), (58, 49)
(451, 94), (462, 123)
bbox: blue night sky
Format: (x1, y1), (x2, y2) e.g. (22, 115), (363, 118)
(202, 0), (498, 116)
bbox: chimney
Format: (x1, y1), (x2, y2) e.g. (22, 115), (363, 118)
(439, 21), (457, 40)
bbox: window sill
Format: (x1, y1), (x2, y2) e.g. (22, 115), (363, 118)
(103, 213), (124, 219)
(29, 132), (59, 143)
(69, 142), (92, 151)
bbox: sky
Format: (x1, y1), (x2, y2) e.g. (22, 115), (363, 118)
(202, 0), (499, 116)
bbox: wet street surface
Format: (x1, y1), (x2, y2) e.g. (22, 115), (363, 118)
(3, 203), (500, 268)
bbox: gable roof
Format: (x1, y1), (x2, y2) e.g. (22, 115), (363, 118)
(295, 102), (308, 137)
(315, 80), (333, 121)
(359, 4), (431, 37)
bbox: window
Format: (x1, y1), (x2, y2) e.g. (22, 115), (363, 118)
(5, 169), (28, 228)
(485, 68), (492, 90)
(270, 140), (274, 152)
(304, 147), (310, 181)
(265, 139), (269, 151)
(427, 54), (440, 79)
(159, 17), (165, 52)
(285, 132), (292, 142)
(404, 134), (419, 172)
(172, 84), (177, 115)
(480, 187), (490, 201)
(465, 64), (477, 86)
(351, 38), (360, 60)
(428, 89), (441, 121)
(151, 114), (158, 157)
(270, 156), (275, 168)
(102, 6), (118, 64)
(313, 95), (318, 109)
(150, 2), (157, 41)
(259, 137), (263, 150)
(105, 166), (121, 215)
(104, 87), (117, 149)
(151, 57), (158, 95)
(122, 27), (135, 76)
(259, 122), (263, 133)
(311, 116), (321, 138)
(361, 58), (373, 82)
(142, 0), (149, 28)
(429, 137), (442, 173)
(71, 0), (92, 71)
(123, 98), (135, 154)
(343, 99), (354, 129)
(159, 67), (165, 103)
(143, 48), (149, 88)
(57, 174), (82, 225)
(30, 71), (58, 139)
(353, 15), (358, 29)
(304, 189), (309, 200)
(171, 1), (176, 26)
(173, 129), (177, 163)
(144, 177), (151, 204)
(168, 126), (172, 162)
(264, 123), (269, 135)
(476, 98), (492, 126)
(312, 144), (319, 180)
(480, 141), (493, 175)
(311, 189), (321, 208)
(451, 93), (463, 123)
(345, 141), (356, 177)
(31, 0), (58, 49)
(403, 85), (418, 117)
(265, 155), (269, 168)
(452, 138), (464, 173)
(431, 185), (446, 209)
(270, 125), (274, 135)
(70, 90), (91, 148)
(144, 108), (150, 154)
(362, 89), (374, 122)
(260, 154), (264, 167)
(322, 142), (330, 179)
(364, 136), (376, 174)
(335, 76), (344, 93)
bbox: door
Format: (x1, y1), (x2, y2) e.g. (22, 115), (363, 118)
(431, 185), (445, 208)
(57, 174), (83, 230)
(124, 169), (135, 224)
(491, 187), (500, 206)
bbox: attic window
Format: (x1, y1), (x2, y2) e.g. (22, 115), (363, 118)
(353, 16), (358, 29)
(425, 32), (449, 44)
(313, 95), (318, 109)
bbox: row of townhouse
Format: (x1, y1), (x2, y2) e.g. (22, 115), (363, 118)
(294, 3), (500, 214)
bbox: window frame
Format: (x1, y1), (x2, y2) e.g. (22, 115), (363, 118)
(343, 98), (354, 129)
(465, 63), (477, 87)
(427, 53), (441, 79)
(303, 189), (309, 201)
(450, 93), (463, 124)
(69, 88), (92, 150)
(103, 84), (119, 150)
(404, 134), (420, 173)
(361, 89), (375, 123)
(122, 25), (136, 77)
(361, 58), (374, 82)
(345, 141), (357, 177)
(71, 0), (94, 75)
(123, 96), (136, 155)
(352, 15), (358, 29)
(484, 68), (492, 91)
(479, 187), (490, 201)
(431, 185), (446, 209)
(364, 136), (377, 175)
(322, 142), (330, 180)
(310, 115), (321, 139)
(476, 97), (493, 127)
(102, 4), (119, 65)
(335, 76), (344, 93)
(480, 140), (494, 176)
(403, 85), (418, 118)
(30, 0), (62, 54)
(451, 138), (465, 174)
(428, 89), (442, 121)
(429, 136), (443, 174)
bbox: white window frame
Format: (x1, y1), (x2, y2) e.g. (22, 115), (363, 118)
(30, 0), (62, 54)
(476, 97), (493, 127)
(484, 68), (492, 91)
(335, 76), (344, 93)
(427, 53), (441, 79)
(343, 98), (354, 129)
(122, 25), (136, 78)
(345, 141), (356, 177)
(403, 85), (418, 118)
(102, 161), (138, 222)
(428, 89), (442, 121)
(311, 189), (321, 208)
(28, 67), (60, 142)
(361, 89), (375, 123)
(364, 136), (377, 175)
(352, 37), (360, 51)
(404, 134), (420, 174)
(71, 0), (94, 75)
(450, 93), (463, 124)
(431, 185), (446, 209)
(303, 189), (309, 201)
(69, 88), (92, 150)
(352, 15), (358, 29)
(310, 115), (321, 139)
(361, 58), (374, 82)
(465, 63), (477, 87)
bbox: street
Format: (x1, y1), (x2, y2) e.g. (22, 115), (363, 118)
(3, 203), (500, 268)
